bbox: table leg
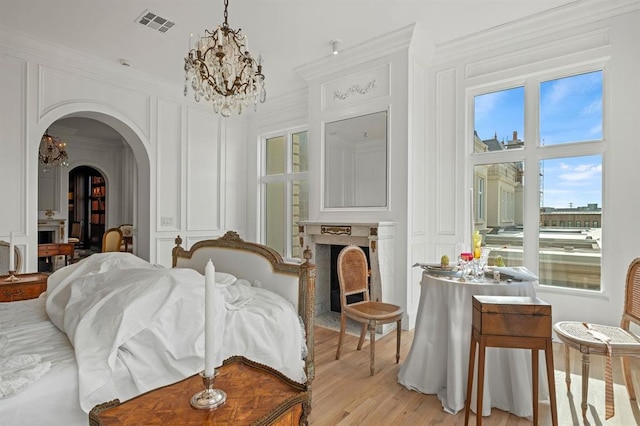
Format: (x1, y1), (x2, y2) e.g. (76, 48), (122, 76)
(476, 337), (486, 426)
(532, 349), (539, 425)
(563, 344), (571, 391)
(395, 319), (401, 364)
(581, 352), (590, 418)
(464, 329), (477, 426)
(545, 339), (559, 426)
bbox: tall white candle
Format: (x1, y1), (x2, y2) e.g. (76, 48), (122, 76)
(204, 259), (216, 377)
(8, 232), (15, 272)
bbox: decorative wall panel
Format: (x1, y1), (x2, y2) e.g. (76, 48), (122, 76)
(0, 54), (27, 236)
(156, 99), (182, 231)
(434, 68), (456, 235)
(186, 107), (220, 231)
(411, 61), (427, 236)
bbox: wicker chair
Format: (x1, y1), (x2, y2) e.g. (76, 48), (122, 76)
(101, 228), (123, 253)
(335, 245), (404, 376)
(554, 257), (640, 419)
(0, 240), (21, 275)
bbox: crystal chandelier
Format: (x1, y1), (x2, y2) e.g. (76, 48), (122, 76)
(38, 131), (69, 172)
(184, 0), (266, 117)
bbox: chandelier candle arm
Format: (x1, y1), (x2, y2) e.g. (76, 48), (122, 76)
(184, 0), (266, 117)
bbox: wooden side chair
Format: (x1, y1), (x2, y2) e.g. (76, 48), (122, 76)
(335, 245), (404, 376)
(554, 257), (640, 420)
(101, 228), (123, 253)
(118, 224), (133, 252)
(68, 221), (82, 246)
(0, 240), (22, 275)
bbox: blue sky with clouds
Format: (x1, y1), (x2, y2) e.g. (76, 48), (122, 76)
(474, 71), (602, 209)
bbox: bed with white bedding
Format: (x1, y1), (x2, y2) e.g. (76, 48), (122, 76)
(0, 231), (316, 425)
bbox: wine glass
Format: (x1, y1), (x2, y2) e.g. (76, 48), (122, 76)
(473, 247), (492, 281)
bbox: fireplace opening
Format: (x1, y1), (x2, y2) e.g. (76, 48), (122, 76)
(38, 230), (54, 244)
(330, 244), (371, 312)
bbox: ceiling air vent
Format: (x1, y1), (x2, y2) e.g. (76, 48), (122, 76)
(136, 10), (175, 33)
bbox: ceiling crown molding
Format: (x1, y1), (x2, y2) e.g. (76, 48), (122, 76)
(295, 23), (416, 83)
(432, 0), (640, 64)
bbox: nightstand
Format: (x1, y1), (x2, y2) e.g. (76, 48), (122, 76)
(89, 355), (309, 426)
(0, 272), (49, 302)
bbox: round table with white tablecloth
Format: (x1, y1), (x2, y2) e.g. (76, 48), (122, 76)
(397, 272), (549, 418)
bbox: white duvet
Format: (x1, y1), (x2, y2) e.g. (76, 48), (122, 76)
(44, 252), (305, 412)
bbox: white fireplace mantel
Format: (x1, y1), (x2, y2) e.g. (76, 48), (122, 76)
(299, 221), (395, 317)
(37, 218), (67, 243)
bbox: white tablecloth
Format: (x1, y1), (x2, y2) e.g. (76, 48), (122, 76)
(397, 272), (548, 418)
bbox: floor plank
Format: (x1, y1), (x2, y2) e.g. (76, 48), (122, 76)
(308, 325), (640, 425)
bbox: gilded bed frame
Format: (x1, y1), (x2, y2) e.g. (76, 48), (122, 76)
(171, 231), (316, 421)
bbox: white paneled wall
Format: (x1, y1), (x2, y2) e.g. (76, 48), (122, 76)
(0, 27), (247, 270)
(428, 5), (640, 326)
(156, 99), (182, 234)
(186, 107), (221, 232)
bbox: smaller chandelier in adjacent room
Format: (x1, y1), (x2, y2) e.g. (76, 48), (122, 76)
(39, 131), (69, 172)
(184, 0), (266, 117)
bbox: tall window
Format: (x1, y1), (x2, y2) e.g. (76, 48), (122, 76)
(261, 129), (308, 260)
(472, 69), (603, 291)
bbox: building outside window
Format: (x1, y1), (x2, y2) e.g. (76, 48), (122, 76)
(471, 69), (603, 290)
(476, 176), (485, 222)
(261, 129), (309, 260)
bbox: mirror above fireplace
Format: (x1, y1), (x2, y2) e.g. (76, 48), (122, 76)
(324, 111), (388, 208)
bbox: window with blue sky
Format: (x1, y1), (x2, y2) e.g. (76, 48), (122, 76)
(472, 70), (603, 290)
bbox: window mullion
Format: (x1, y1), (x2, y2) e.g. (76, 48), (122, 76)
(522, 77), (539, 270)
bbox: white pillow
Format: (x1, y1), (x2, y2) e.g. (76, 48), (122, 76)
(215, 272), (237, 287)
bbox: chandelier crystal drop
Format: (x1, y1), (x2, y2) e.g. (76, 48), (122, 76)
(184, 0), (266, 117)
(38, 132), (69, 172)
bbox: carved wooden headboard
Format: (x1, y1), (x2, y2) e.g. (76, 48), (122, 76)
(171, 231), (316, 420)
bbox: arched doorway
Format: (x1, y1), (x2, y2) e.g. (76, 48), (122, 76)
(68, 166), (106, 255)
(34, 105), (151, 266)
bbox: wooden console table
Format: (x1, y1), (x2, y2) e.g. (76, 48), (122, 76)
(89, 356), (309, 426)
(0, 272), (49, 302)
(38, 243), (75, 269)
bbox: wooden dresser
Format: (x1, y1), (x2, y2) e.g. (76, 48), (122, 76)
(38, 243), (75, 268)
(89, 356), (309, 426)
(0, 272), (49, 302)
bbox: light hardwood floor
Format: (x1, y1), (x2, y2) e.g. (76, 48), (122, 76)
(308, 325), (640, 425)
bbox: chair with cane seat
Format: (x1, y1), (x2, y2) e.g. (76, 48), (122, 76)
(335, 245), (404, 376)
(554, 257), (640, 420)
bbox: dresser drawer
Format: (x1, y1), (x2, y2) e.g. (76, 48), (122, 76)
(0, 273), (49, 302)
(38, 243), (74, 257)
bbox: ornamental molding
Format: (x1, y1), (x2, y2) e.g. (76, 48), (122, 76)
(333, 80), (377, 101)
(320, 225), (351, 235)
